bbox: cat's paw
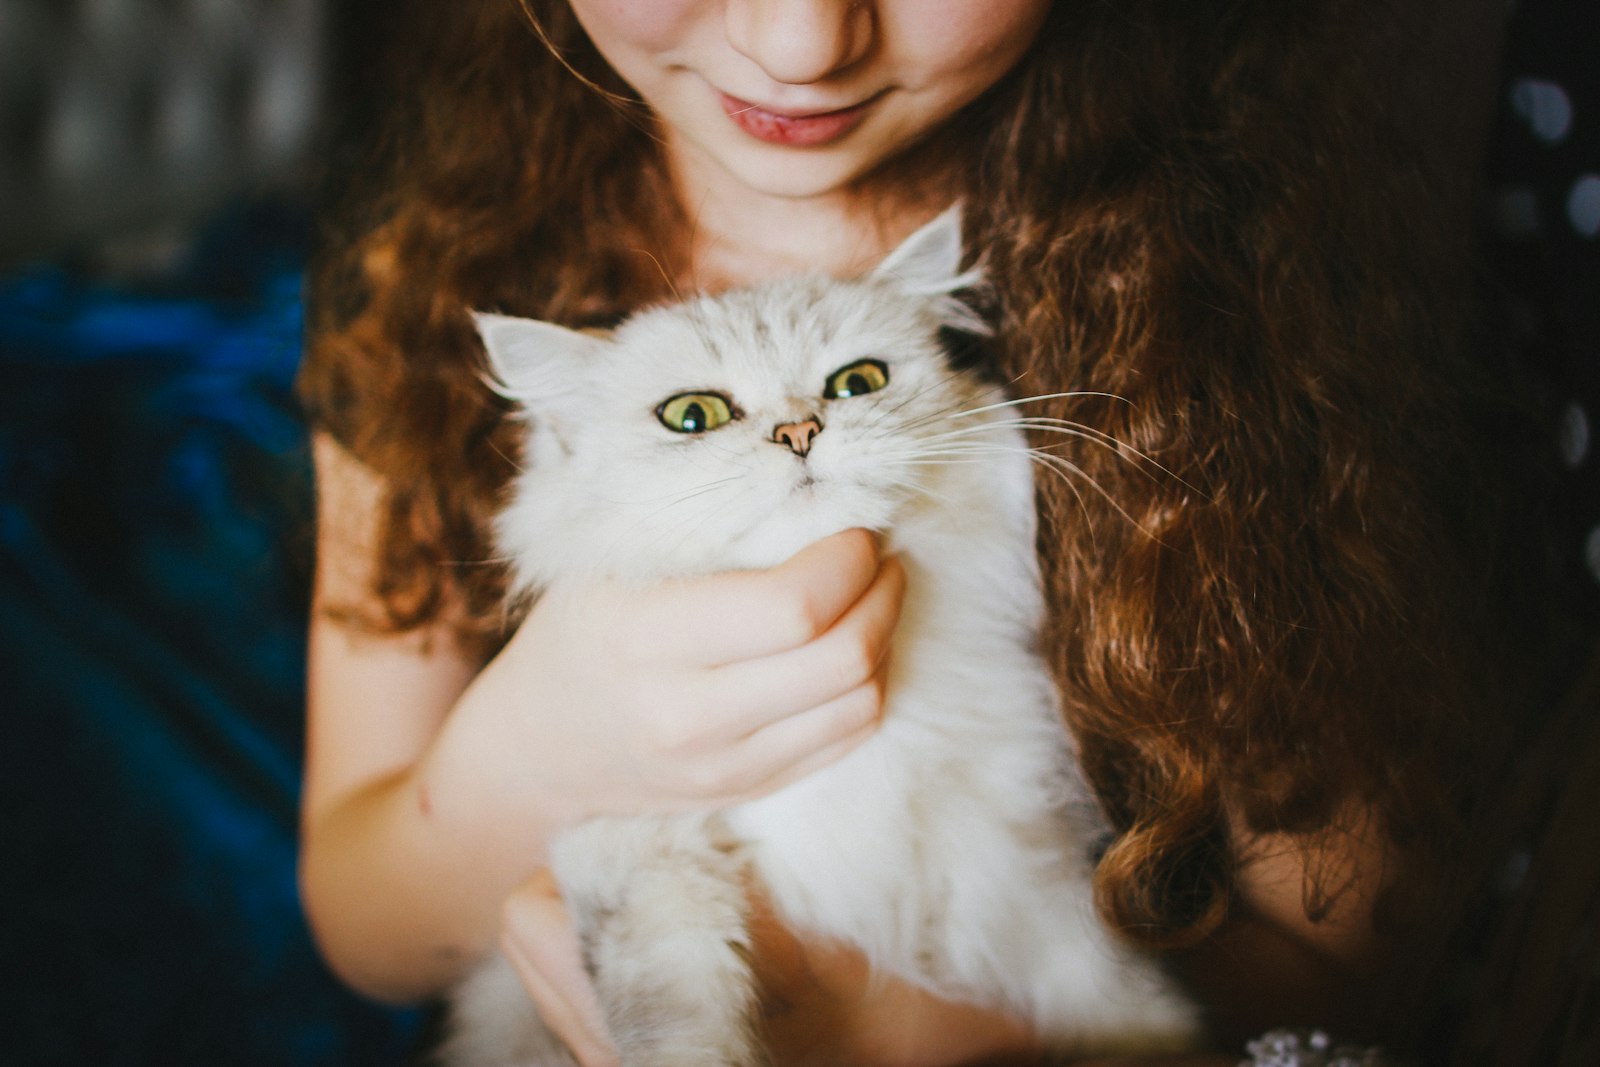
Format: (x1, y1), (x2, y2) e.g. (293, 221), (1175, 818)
(563, 818), (768, 1067)
(439, 953), (585, 1067)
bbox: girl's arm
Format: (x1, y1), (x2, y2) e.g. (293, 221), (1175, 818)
(298, 432), (490, 1000)
(501, 801), (1391, 1067)
(297, 433), (902, 1003)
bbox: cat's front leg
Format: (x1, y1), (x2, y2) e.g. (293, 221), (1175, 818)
(554, 815), (768, 1067)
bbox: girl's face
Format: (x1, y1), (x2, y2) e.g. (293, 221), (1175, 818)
(567, 0), (1052, 201)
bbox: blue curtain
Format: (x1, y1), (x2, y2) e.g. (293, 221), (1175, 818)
(0, 203), (421, 1065)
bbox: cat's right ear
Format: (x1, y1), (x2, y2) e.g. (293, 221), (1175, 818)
(871, 202), (981, 297)
(472, 311), (602, 408)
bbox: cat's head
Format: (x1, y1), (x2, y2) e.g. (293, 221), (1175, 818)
(475, 206), (1008, 585)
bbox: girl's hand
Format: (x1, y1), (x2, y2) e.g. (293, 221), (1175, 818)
(420, 528), (904, 861)
(301, 440), (902, 1005)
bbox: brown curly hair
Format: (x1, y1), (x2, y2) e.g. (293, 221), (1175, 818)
(300, 0), (1526, 962)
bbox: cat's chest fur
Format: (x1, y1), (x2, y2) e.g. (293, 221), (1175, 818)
(722, 424), (1074, 967)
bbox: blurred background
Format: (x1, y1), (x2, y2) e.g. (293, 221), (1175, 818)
(0, 0), (1595, 1064)
(0, 1), (420, 1063)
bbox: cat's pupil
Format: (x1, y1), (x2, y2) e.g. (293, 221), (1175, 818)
(846, 373), (868, 396)
(683, 402), (705, 432)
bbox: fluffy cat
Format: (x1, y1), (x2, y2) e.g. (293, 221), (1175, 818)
(446, 208), (1199, 1066)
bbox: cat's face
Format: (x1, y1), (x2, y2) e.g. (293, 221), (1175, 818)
(480, 207), (1005, 582)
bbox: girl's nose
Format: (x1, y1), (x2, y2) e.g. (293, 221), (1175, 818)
(725, 0), (874, 85)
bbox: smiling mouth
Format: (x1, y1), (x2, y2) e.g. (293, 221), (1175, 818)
(716, 91), (880, 147)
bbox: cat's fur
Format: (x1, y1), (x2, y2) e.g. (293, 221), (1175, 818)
(446, 209), (1198, 1066)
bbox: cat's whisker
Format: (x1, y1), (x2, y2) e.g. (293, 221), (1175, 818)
(589, 475), (751, 564)
(891, 390), (1004, 435)
(890, 382), (1104, 435)
(1021, 450), (1149, 534)
(639, 477), (745, 515)
(921, 389), (1209, 500)
(897, 439), (1105, 533)
(878, 438), (1154, 538)
(487, 436), (527, 475)
(444, 552), (520, 568)
(918, 417), (1200, 496)
(617, 474), (748, 505)
(874, 473), (956, 508)
(913, 390), (1136, 451)
(922, 415), (1119, 449)
(886, 451), (1015, 463)
(871, 368), (976, 424)
(655, 481), (763, 563)
(879, 436), (1059, 462)
(693, 440), (758, 467)
(945, 391), (1133, 420)
(869, 437), (1036, 461)
(1012, 422), (1203, 497)
(917, 422), (1115, 460)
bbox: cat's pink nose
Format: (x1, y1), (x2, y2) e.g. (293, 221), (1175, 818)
(772, 418), (823, 457)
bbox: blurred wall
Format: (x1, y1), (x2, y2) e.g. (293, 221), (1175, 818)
(0, 0), (327, 268)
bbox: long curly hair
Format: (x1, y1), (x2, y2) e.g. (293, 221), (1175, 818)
(300, 0), (1527, 967)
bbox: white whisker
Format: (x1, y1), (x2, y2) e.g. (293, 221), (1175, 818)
(587, 475), (749, 567)
(945, 391), (1132, 420)
(914, 416), (1201, 497)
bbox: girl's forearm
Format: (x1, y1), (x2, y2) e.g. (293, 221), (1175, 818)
(298, 682), (566, 1003)
(298, 762), (530, 1002)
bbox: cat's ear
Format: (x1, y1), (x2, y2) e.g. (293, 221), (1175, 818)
(871, 203), (990, 335)
(871, 202), (982, 297)
(472, 311), (601, 407)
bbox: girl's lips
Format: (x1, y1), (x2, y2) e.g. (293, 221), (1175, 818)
(716, 91), (876, 147)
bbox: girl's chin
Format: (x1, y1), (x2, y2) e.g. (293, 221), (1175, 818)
(717, 130), (944, 204)
(715, 153), (877, 200)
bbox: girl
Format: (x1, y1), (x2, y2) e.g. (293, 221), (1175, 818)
(297, 1), (1523, 1062)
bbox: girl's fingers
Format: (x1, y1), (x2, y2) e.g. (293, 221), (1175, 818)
(699, 556), (905, 734)
(500, 874), (620, 1067)
(628, 529), (883, 666)
(723, 676), (887, 798)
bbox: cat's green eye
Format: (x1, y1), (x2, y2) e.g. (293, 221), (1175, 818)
(657, 392), (736, 434)
(824, 359), (890, 400)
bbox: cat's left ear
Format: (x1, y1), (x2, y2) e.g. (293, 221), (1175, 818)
(871, 202), (983, 297)
(472, 311), (602, 408)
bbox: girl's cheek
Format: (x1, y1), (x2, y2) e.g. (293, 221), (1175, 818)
(567, 0), (706, 54)
(887, 0), (1051, 83)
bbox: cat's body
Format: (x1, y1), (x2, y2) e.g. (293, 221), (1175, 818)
(446, 210), (1198, 1066)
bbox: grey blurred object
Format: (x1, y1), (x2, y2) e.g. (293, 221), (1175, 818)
(0, 0), (327, 269)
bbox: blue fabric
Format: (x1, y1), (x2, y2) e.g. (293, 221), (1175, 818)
(0, 204), (422, 1065)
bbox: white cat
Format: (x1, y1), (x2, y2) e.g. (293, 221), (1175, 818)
(445, 208), (1199, 1066)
